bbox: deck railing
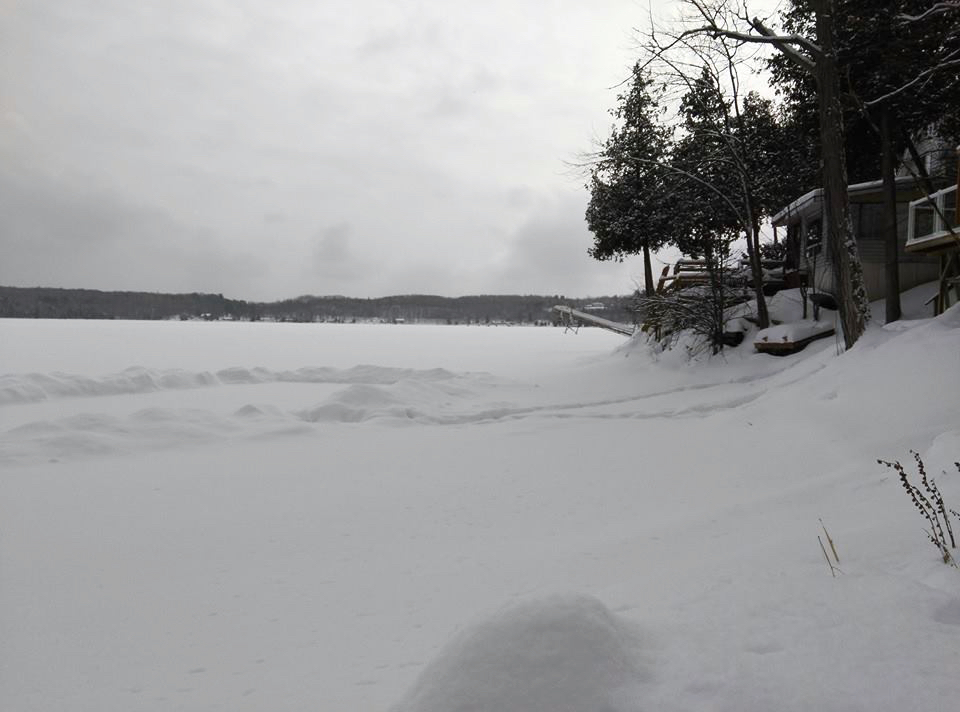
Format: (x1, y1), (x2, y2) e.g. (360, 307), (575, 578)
(906, 184), (957, 252)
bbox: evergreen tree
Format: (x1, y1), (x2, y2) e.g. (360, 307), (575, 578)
(586, 63), (674, 296)
(668, 67), (808, 329)
(670, 67), (742, 258)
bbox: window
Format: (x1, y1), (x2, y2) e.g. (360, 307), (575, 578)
(944, 188), (956, 231)
(804, 220), (822, 257)
(907, 185), (958, 249)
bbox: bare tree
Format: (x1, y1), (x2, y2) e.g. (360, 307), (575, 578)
(637, 25), (784, 330)
(672, 0), (871, 349)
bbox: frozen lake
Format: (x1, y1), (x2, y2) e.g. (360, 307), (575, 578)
(2, 315), (959, 712)
(0, 319), (625, 378)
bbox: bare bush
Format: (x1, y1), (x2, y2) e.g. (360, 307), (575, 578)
(636, 282), (747, 355)
(879, 452), (959, 566)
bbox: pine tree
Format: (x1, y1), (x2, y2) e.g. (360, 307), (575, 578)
(586, 63), (674, 296)
(669, 67), (808, 330)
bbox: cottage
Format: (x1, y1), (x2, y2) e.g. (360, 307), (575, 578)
(770, 176), (941, 301)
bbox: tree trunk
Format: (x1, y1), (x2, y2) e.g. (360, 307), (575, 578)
(814, 0), (868, 348)
(748, 219), (770, 329)
(703, 243), (724, 353)
(642, 241), (655, 296)
(739, 174), (769, 328)
(880, 107), (901, 323)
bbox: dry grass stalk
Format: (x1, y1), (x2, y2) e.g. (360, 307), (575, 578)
(878, 452), (958, 567)
(819, 518), (839, 563)
(818, 535), (839, 578)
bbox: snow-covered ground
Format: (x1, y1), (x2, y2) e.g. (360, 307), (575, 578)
(2, 304), (959, 712)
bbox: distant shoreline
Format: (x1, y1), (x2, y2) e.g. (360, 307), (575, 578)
(0, 285), (634, 325)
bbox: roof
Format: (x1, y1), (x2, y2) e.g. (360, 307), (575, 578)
(771, 176), (930, 226)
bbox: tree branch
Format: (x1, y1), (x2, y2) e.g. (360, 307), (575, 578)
(747, 17), (819, 71)
(673, 22), (817, 73)
(625, 155), (749, 230)
(864, 56), (960, 107)
(681, 0), (819, 72)
(898, 2), (960, 23)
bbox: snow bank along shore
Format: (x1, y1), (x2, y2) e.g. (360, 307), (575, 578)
(1, 306), (959, 712)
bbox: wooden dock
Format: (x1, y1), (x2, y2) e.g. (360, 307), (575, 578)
(552, 305), (635, 337)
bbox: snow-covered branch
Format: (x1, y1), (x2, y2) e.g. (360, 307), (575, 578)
(681, 0), (819, 72)
(897, 2), (960, 23)
(746, 17), (819, 72)
(863, 54), (960, 107)
(624, 155), (748, 229)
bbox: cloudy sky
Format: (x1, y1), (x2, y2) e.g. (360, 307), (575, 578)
(2, 0), (678, 300)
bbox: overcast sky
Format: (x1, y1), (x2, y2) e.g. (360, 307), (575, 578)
(1, 0), (683, 301)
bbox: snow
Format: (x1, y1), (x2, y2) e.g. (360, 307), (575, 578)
(755, 319), (833, 344)
(392, 595), (645, 712)
(1, 306), (959, 712)
(753, 283), (939, 348)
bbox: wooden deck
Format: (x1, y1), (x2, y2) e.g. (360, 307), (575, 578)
(754, 327), (835, 355)
(656, 261), (711, 292)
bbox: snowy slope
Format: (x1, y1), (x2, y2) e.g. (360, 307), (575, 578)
(1, 311), (958, 712)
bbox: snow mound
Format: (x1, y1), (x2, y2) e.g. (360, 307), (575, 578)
(0, 364), (470, 406)
(233, 403), (285, 418)
(0, 367), (217, 404)
(0, 363), (520, 463)
(297, 378), (501, 424)
(764, 288), (808, 323)
(1, 408), (253, 465)
(297, 383), (410, 423)
(392, 595), (645, 712)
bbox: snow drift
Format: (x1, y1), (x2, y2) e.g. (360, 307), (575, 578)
(392, 595), (645, 712)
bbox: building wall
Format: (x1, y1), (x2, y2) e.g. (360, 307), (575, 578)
(897, 132), (957, 181)
(861, 261), (939, 301)
(808, 253), (936, 301)
(800, 202), (938, 300)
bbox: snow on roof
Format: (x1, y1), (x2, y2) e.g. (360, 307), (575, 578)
(771, 176), (924, 226)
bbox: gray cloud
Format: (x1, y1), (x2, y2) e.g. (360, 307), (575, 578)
(311, 222), (364, 281)
(1, 0), (651, 300)
(0, 165), (266, 297)
(356, 19), (443, 59)
(486, 191), (643, 296)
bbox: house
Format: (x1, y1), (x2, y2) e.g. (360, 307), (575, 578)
(770, 176), (942, 300)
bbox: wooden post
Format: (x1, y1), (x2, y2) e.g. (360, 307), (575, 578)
(946, 145), (960, 314)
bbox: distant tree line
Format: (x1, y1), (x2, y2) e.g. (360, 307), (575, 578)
(0, 287), (249, 321)
(0, 287), (635, 325)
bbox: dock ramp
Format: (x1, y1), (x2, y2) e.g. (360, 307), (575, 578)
(552, 305), (635, 337)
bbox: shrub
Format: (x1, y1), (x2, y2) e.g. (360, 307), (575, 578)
(879, 452), (959, 566)
(635, 283), (748, 355)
